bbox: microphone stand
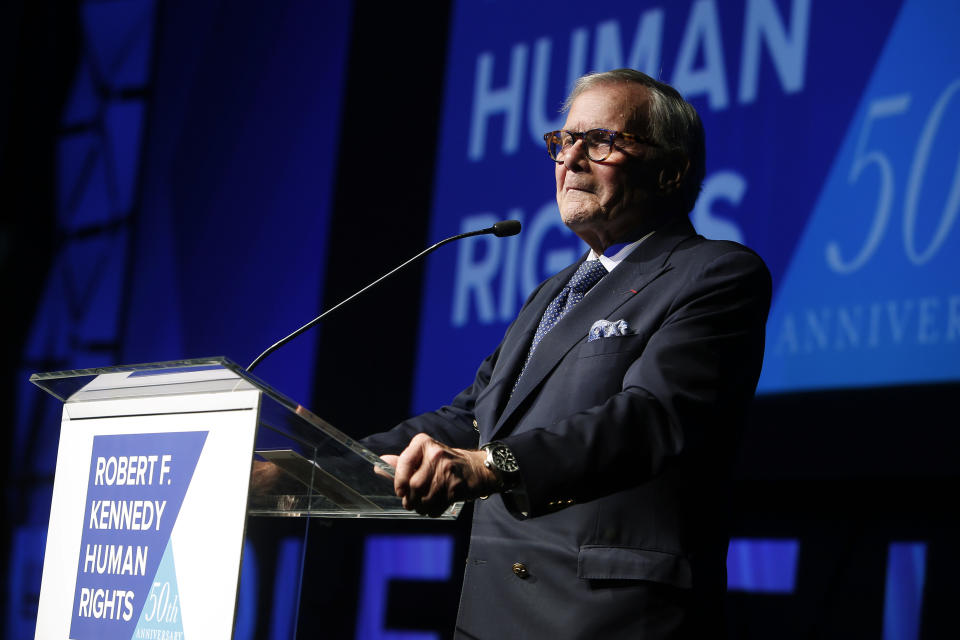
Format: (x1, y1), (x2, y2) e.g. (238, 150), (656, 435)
(246, 220), (521, 372)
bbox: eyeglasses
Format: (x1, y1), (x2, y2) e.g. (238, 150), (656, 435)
(542, 128), (651, 163)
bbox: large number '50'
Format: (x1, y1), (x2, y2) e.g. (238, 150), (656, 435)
(826, 79), (960, 274)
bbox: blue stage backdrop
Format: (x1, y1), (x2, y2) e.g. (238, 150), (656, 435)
(411, 0), (960, 411)
(123, 1), (352, 399)
(7, 1), (351, 638)
(361, 1), (958, 638)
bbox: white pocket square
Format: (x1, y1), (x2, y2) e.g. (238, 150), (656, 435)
(587, 319), (630, 342)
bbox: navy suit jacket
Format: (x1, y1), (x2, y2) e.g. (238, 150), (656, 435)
(363, 216), (771, 639)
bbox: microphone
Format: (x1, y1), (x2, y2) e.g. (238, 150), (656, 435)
(490, 219), (521, 237)
(247, 220), (522, 372)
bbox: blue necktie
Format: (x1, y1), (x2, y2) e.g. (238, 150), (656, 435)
(514, 259), (608, 390)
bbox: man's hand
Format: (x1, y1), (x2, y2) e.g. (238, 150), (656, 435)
(250, 460), (298, 495)
(380, 433), (499, 517)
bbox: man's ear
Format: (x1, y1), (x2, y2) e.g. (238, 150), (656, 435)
(657, 154), (690, 196)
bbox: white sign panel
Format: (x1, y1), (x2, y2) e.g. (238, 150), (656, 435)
(35, 389), (260, 640)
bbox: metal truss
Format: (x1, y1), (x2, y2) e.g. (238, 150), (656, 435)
(5, 2), (158, 636)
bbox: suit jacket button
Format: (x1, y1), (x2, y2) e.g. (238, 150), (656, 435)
(512, 562), (529, 578)
(472, 419), (479, 432)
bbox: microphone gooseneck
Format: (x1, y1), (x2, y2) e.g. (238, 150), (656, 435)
(246, 220), (522, 372)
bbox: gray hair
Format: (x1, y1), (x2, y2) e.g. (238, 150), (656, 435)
(563, 69), (706, 214)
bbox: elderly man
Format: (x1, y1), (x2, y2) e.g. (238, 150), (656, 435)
(363, 68), (771, 639)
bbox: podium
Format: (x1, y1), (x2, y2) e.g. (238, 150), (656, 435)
(30, 357), (461, 639)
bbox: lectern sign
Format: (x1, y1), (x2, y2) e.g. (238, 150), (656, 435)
(70, 431), (207, 639)
(35, 376), (260, 640)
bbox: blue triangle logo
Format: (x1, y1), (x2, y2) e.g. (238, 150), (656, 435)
(132, 540), (184, 638)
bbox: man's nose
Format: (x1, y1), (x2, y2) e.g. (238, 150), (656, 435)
(560, 139), (589, 170)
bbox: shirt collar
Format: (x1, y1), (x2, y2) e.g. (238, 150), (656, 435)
(586, 230), (656, 272)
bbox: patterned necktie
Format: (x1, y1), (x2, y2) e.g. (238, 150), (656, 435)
(514, 259), (608, 390)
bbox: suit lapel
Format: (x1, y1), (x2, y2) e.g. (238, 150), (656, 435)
(491, 217), (698, 438)
(475, 262), (579, 431)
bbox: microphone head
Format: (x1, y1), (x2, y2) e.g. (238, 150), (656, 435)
(492, 220), (522, 237)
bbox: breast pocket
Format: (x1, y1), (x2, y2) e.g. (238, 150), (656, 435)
(577, 331), (648, 358)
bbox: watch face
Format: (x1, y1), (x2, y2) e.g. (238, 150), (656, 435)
(492, 445), (519, 473)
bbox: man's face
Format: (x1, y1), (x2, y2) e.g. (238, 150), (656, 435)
(554, 83), (656, 247)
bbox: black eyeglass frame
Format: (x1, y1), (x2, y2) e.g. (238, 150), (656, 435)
(542, 128), (654, 163)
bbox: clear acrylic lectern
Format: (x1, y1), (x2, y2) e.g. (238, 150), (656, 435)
(31, 356), (462, 520)
(32, 357), (460, 638)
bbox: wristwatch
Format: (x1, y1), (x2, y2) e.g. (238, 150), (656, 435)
(480, 441), (520, 491)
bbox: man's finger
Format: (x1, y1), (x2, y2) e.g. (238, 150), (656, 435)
(381, 454), (399, 466)
(393, 436), (429, 500)
(373, 455), (399, 480)
(406, 453), (441, 511)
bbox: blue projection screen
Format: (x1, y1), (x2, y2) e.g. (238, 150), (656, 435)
(411, 0), (960, 411)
